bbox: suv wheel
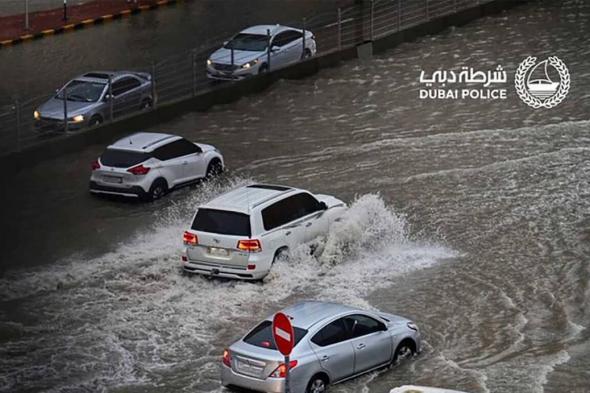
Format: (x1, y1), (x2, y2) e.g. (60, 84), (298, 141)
(306, 375), (328, 393)
(205, 159), (223, 179)
(146, 179), (168, 201)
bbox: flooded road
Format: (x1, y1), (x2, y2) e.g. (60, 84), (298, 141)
(1, 1), (590, 392)
(0, 0), (348, 102)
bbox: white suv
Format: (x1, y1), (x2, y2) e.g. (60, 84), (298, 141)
(182, 184), (346, 280)
(89, 132), (224, 201)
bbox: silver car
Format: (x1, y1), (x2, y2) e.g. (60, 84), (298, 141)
(34, 71), (153, 132)
(206, 24), (316, 80)
(221, 301), (421, 393)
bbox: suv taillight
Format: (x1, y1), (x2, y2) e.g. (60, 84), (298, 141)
(127, 164), (150, 175)
(91, 159), (100, 170)
(183, 231), (198, 246)
(222, 349), (231, 367)
(269, 360), (298, 378)
(237, 239), (262, 252)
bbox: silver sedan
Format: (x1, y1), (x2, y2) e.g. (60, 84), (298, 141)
(34, 71), (153, 132)
(221, 301), (421, 393)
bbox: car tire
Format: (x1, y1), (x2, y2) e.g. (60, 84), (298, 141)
(303, 48), (312, 59)
(258, 63), (269, 74)
(146, 179), (168, 201)
(306, 374), (328, 393)
(205, 159), (223, 179)
(89, 115), (103, 127)
(272, 247), (289, 265)
(393, 339), (416, 364)
(140, 98), (153, 111)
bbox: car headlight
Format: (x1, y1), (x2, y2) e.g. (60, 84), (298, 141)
(407, 322), (418, 331)
(207, 59), (212, 66)
(72, 115), (84, 123)
(241, 59), (259, 69)
(34, 110), (40, 120)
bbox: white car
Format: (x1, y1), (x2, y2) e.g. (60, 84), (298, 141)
(390, 387), (470, 393)
(206, 24), (317, 80)
(182, 184), (346, 280)
(89, 132), (224, 201)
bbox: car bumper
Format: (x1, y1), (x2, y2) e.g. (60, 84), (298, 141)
(206, 64), (256, 80)
(89, 181), (146, 198)
(182, 258), (267, 280)
(221, 364), (285, 393)
(35, 118), (85, 131)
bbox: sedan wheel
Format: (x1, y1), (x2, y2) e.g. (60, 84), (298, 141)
(307, 378), (326, 393)
(394, 341), (415, 364)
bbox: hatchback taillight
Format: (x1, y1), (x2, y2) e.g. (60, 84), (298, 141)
(222, 349), (231, 367)
(237, 239), (262, 252)
(183, 231), (198, 246)
(127, 164), (150, 175)
(91, 159), (100, 170)
(269, 360), (298, 378)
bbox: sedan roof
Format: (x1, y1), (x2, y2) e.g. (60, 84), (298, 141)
(108, 132), (180, 152)
(240, 24), (291, 36)
(277, 301), (361, 330)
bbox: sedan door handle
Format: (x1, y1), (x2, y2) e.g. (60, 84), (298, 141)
(285, 231), (291, 236)
(182, 161), (188, 165)
(356, 343), (366, 350)
(305, 222), (312, 227)
(320, 355), (330, 362)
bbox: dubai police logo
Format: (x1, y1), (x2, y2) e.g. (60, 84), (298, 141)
(515, 56), (570, 109)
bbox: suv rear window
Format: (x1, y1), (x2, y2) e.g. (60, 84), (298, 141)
(244, 320), (307, 350)
(100, 149), (151, 168)
(191, 208), (251, 236)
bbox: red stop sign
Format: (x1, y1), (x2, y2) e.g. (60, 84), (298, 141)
(272, 312), (295, 356)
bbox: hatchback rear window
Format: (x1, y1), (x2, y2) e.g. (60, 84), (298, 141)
(244, 320), (307, 350)
(191, 208), (251, 236)
(100, 149), (151, 168)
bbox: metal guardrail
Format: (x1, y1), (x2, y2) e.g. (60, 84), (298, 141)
(0, 0), (494, 156)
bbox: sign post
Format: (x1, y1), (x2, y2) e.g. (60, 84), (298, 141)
(272, 312), (294, 393)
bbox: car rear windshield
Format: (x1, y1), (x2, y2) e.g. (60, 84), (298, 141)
(225, 33), (268, 51)
(191, 208), (251, 236)
(243, 320), (308, 350)
(100, 149), (151, 168)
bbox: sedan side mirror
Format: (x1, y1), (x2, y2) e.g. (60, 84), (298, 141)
(271, 45), (280, 52)
(318, 201), (328, 210)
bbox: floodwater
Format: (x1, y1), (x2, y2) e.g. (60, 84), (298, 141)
(1, 0), (590, 392)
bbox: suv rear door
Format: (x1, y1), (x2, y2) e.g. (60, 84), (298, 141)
(186, 208), (253, 268)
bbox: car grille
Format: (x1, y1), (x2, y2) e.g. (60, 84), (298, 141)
(213, 63), (239, 72)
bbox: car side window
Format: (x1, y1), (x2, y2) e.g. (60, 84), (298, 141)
(283, 30), (302, 45)
(291, 193), (322, 218)
(272, 31), (292, 47)
(111, 77), (141, 96)
(153, 139), (199, 161)
(311, 318), (350, 347)
(344, 314), (385, 338)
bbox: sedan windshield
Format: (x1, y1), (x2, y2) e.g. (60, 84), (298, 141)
(56, 80), (106, 102)
(224, 33), (268, 52)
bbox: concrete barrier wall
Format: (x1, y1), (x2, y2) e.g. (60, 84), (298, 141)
(0, 0), (526, 175)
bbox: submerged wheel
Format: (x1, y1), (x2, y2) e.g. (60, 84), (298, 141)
(205, 159), (223, 179)
(89, 115), (103, 127)
(393, 339), (416, 364)
(146, 179), (168, 201)
(258, 63), (269, 74)
(306, 375), (328, 393)
(272, 247), (289, 265)
(140, 98), (153, 110)
(303, 48), (312, 59)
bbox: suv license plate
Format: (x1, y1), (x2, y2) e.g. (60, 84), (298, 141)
(103, 175), (122, 184)
(208, 247), (229, 257)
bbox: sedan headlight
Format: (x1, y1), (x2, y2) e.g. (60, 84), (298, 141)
(206, 59), (212, 66)
(34, 110), (40, 120)
(407, 322), (418, 331)
(72, 115), (85, 123)
(241, 59), (259, 69)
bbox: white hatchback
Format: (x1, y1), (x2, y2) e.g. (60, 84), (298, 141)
(182, 184), (346, 280)
(90, 132), (224, 201)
